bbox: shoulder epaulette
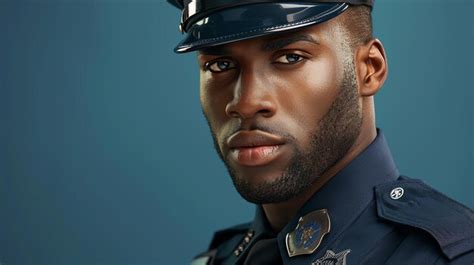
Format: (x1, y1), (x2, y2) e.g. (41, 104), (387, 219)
(375, 177), (474, 260)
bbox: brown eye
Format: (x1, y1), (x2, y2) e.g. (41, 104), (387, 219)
(274, 54), (304, 64)
(205, 59), (236, 73)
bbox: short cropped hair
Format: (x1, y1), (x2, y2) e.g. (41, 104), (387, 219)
(341, 5), (373, 49)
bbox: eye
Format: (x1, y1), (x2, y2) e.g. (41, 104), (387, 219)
(273, 54), (305, 64)
(205, 59), (236, 73)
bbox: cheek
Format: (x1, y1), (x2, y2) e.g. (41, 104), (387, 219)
(273, 57), (341, 144)
(199, 75), (212, 115)
(200, 75), (232, 139)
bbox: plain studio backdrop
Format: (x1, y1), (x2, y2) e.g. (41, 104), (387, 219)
(1, 0), (473, 264)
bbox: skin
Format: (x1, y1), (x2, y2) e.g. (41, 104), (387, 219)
(197, 12), (388, 232)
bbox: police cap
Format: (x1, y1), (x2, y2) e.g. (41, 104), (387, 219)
(168, 0), (374, 53)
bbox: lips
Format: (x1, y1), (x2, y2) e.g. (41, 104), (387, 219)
(227, 130), (285, 166)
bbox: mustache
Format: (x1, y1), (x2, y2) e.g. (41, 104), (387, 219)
(200, 109), (296, 148)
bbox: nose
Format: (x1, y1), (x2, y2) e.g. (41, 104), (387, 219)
(225, 68), (276, 120)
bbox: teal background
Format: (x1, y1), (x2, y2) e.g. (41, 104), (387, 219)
(1, 0), (472, 264)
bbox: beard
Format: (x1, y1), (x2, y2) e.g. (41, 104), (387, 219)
(204, 56), (362, 204)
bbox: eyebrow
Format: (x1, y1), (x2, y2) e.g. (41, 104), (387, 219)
(261, 34), (319, 51)
(199, 45), (231, 56)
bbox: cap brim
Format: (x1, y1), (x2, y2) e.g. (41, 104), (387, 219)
(175, 2), (349, 53)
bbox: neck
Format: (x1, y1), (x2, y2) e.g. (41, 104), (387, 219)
(262, 124), (377, 232)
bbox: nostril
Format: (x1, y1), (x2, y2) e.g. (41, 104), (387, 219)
(225, 100), (276, 119)
(229, 111), (240, 118)
(258, 109), (273, 118)
(225, 103), (240, 118)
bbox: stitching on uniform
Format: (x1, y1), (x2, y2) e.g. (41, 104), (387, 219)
(444, 234), (474, 248)
(185, 4), (344, 47)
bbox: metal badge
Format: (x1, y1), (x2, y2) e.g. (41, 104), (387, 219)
(233, 230), (255, 257)
(285, 209), (331, 257)
(312, 249), (351, 265)
(390, 187), (404, 200)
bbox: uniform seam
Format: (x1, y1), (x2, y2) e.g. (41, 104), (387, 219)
(358, 228), (401, 264)
(382, 229), (413, 265)
(444, 234), (474, 249)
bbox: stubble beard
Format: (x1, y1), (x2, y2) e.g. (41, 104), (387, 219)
(204, 57), (362, 204)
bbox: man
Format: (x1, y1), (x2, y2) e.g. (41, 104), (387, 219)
(167, 0), (474, 264)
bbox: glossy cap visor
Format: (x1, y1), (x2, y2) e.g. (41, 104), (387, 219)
(175, 2), (349, 53)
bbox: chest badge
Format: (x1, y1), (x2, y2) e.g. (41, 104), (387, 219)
(285, 209), (331, 257)
(312, 249), (351, 265)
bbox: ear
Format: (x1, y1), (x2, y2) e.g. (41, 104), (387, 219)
(355, 39), (388, 97)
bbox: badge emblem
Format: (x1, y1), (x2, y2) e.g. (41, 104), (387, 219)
(312, 249), (351, 265)
(390, 187), (404, 200)
(285, 209), (331, 257)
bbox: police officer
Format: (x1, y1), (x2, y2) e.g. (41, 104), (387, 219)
(167, 0), (474, 264)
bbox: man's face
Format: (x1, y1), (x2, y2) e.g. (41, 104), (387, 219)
(198, 19), (363, 204)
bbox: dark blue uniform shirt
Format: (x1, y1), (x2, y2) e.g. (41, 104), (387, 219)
(192, 130), (474, 264)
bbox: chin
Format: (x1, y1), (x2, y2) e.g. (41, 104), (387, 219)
(236, 170), (285, 186)
(229, 160), (288, 183)
(229, 167), (300, 204)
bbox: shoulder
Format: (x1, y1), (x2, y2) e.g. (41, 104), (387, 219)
(191, 222), (251, 265)
(374, 176), (474, 263)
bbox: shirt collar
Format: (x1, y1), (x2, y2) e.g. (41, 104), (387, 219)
(249, 129), (400, 264)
